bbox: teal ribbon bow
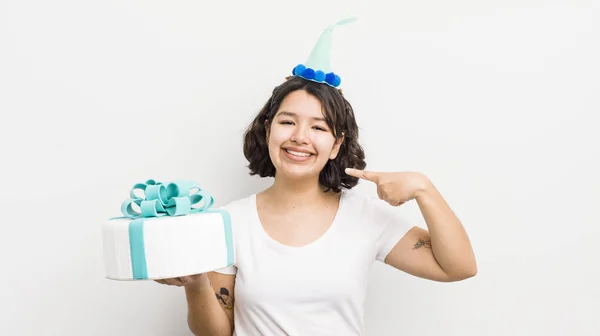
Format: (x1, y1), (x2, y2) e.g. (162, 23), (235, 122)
(120, 179), (214, 218)
(114, 179), (233, 280)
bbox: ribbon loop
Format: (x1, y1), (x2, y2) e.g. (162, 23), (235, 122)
(166, 197), (191, 216)
(140, 199), (162, 217)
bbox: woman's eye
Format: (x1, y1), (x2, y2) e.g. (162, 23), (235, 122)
(313, 126), (327, 131)
(279, 121), (293, 125)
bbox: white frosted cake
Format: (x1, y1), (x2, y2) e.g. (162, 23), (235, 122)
(102, 180), (234, 281)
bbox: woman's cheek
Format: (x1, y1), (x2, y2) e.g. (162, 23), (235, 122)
(312, 133), (335, 151)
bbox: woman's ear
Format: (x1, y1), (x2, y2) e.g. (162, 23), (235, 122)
(329, 132), (345, 160)
(264, 118), (270, 143)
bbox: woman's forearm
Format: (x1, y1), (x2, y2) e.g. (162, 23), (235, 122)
(185, 277), (233, 336)
(415, 177), (477, 279)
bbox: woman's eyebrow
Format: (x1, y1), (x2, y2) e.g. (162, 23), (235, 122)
(277, 111), (326, 121)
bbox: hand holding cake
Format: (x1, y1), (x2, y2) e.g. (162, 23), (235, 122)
(154, 273), (210, 291)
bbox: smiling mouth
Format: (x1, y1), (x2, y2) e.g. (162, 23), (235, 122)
(285, 149), (313, 157)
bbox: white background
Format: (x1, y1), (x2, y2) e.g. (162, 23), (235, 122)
(1, 0), (599, 335)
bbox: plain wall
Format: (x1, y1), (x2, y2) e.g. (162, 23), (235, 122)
(1, 0), (598, 335)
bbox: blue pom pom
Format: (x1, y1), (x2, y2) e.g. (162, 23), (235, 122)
(293, 64), (306, 76)
(303, 68), (315, 79)
(314, 70), (325, 82)
(333, 74), (341, 87)
(325, 72), (336, 85)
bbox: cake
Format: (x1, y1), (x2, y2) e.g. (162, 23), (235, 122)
(102, 179), (234, 281)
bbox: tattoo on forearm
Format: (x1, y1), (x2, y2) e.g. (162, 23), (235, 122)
(215, 287), (234, 310)
(413, 238), (432, 250)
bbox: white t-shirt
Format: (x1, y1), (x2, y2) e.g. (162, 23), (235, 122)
(215, 189), (414, 336)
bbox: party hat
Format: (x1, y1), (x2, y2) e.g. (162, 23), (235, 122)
(291, 16), (357, 88)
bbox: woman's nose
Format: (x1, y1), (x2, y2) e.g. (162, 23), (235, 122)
(290, 125), (309, 144)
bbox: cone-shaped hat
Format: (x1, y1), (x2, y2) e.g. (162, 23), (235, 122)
(291, 16), (357, 88)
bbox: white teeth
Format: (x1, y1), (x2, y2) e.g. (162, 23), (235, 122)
(286, 149), (311, 157)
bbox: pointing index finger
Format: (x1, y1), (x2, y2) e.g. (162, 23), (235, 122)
(345, 168), (379, 182)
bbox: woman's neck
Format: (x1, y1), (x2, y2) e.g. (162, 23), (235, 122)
(263, 174), (334, 209)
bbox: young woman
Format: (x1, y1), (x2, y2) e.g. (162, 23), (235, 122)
(155, 76), (477, 335)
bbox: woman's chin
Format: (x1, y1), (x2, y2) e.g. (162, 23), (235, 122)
(275, 164), (321, 180)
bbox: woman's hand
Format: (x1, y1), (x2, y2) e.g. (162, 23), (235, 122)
(154, 273), (210, 292)
(345, 168), (430, 206)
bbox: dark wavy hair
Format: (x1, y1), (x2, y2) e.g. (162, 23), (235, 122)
(243, 76), (366, 193)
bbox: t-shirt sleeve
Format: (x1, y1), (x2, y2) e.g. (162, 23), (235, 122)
(364, 197), (415, 263)
(213, 264), (237, 275)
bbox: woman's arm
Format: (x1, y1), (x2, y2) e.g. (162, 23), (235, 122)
(185, 272), (235, 336)
(385, 177), (477, 281)
(345, 168), (477, 282)
(158, 272), (235, 335)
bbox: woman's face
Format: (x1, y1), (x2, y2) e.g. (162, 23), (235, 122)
(266, 89), (343, 180)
